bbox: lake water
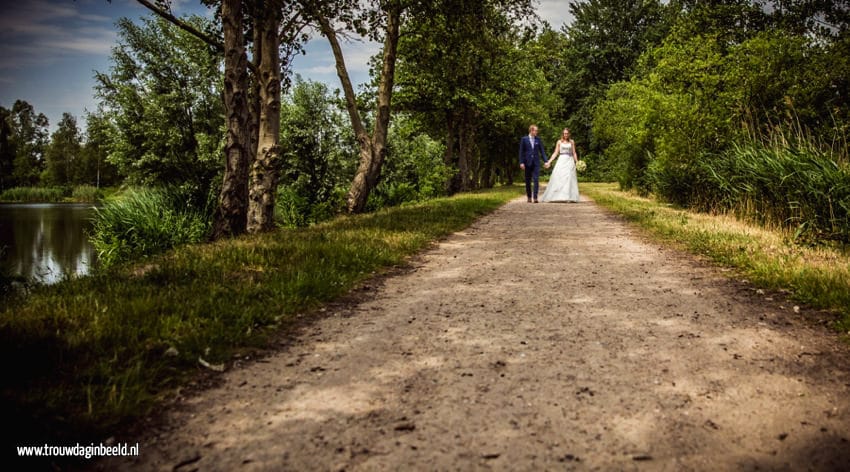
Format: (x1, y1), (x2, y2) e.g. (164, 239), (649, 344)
(0, 203), (98, 284)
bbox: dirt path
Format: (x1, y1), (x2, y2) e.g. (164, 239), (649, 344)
(101, 195), (850, 471)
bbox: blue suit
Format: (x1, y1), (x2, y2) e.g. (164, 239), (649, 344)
(519, 135), (546, 199)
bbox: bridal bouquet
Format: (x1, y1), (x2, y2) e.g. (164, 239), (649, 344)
(575, 160), (587, 173)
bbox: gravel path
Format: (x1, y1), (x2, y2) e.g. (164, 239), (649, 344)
(101, 195), (850, 471)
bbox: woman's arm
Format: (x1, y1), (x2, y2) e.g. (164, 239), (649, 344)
(548, 140), (560, 163)
(572, 140), (579, 163)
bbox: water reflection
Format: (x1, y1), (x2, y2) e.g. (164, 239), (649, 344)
(0, 203), (98, 284)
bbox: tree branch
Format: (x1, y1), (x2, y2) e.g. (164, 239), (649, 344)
(311, 6), (369, 141)
(135, 0), (224, 53)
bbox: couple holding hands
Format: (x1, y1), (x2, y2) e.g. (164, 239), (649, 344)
(519, 124), (581, 203)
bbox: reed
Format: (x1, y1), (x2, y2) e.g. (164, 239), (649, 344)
(700, 140), (850, 245)
(89, 187), (212, 267)
(70, 185), (103, 203)
(0, 186), (66, 202)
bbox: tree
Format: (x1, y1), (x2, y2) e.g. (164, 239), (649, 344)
(555, 0), (672, 153)
(299, 0), (405, 213)
(80, 112), (120, 188)
(43, 113), (83, 186)
(211, 0), (253, 238)
(136, 0), (310, 236)
(277, 77), (357, 226)
(246, 2), (283, 233)
(7, 100), (49, 187)
(94, 15), (224, 189)
(394, 0), (545, 192)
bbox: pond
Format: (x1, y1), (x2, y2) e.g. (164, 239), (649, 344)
(0, 203), (98, 284)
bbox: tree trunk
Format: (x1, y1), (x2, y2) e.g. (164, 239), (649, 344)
(247, 7), (282, 233)
(211, 0), (251, 240)
(346, 3), (402, 213)
(443, 112), (461, 195)
(457, 131), (470, 192)
(310, 1), (401, 213)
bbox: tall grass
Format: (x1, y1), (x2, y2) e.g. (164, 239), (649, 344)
(699, 141), (850, 244)
(70, 185), (103, 203)
(0, 186), (518, 444)
(89, 187), (212, 267)
(0, 186), (108, 203)
(0, 186), (66, 202)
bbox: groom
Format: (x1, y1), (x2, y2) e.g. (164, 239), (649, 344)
(519, 124), (546, 203)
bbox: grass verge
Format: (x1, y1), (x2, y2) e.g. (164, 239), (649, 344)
(0, 185), (519, 445)
(583, 183), (850, 329)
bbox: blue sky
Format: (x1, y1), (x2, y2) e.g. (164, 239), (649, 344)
(0, 0), (571, 132)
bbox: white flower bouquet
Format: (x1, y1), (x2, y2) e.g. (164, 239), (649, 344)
(575, 160), (587, 173)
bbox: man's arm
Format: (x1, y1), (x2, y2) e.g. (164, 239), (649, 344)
(519, 138), (525, 166)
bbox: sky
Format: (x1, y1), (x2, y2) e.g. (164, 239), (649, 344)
(0, 0), (574, 132)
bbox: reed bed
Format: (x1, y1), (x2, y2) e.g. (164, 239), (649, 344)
(89, 187), (212, 267)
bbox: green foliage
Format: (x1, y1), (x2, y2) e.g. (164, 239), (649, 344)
(93, 15), (223, 191)
(395, 0), (550, 191)
(0, 186), (66, 203)
(43, 113), (83, 187)
(553, 0), (673, 157)
(0, 186), (518, 442)
(1, 100), (49, 189)
(592, 4), (850, 246)
(89, 187), (212, 267)
(275, 185), (345, 229)
(369, 115), (455, 208)
(277, 78), (357, 227)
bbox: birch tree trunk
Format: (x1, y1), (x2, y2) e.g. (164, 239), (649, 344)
(247, 7), (282, 233)
(212, 0), (251, 239)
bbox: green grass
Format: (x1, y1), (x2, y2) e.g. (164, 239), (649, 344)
(583, 183), (850, 328)
(0, 185), (518, 444)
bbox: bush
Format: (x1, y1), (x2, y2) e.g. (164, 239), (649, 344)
(89, 187), (212, 266)
(275, 185), (343, 228)
(578, 153), (616, 182)
(368, 122), (454, 210)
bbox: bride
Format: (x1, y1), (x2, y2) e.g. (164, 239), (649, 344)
(541, 128), (580, 203)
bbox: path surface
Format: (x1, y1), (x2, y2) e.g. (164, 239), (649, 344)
(102, 196), (850, 471)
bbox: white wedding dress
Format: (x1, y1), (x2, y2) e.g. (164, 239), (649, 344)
(541, 141), (579, 202)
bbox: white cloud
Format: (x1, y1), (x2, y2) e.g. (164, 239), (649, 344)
(0, 1), (118, 68)
(536, 0), (576, 30)
(304, 64), (338, 75)
(292, 36), (380, 88)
